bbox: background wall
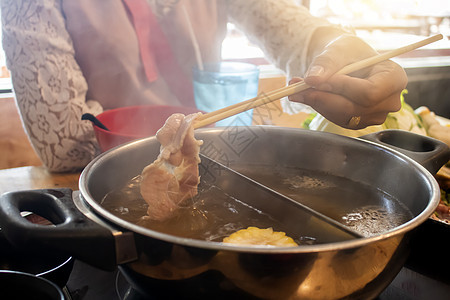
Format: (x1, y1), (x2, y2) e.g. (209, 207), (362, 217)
(403, 65), (450, 118)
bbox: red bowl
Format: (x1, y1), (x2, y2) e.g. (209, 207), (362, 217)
(93, 105), (204, 152)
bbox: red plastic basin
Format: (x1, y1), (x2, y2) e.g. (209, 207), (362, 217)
(92, 105), (203, 152)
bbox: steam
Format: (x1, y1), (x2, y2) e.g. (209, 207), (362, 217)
(181, 5), (204, 71)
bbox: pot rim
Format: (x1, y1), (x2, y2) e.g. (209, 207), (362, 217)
(79, 127), (441, 254)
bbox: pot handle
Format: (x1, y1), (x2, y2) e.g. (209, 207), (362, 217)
(360, 129), (450, 174)
(0, 188), (136, 271)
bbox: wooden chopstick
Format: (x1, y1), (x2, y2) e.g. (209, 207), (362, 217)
(194, 34), (443, 129)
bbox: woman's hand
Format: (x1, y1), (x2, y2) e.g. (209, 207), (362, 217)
(288, 35), (407, 129)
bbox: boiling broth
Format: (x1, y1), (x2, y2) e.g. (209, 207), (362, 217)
(101, 165), (413, 243)
(232, 165), (414, 237)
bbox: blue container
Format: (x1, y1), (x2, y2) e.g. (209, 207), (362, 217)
(193, 62), (259, 127)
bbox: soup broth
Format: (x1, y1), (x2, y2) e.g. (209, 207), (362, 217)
(101, 176), (309, 244)
(101, 165), (413, 243)
(232, 165), (414, 237)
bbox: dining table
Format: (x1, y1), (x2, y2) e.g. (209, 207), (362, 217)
(1, 67), (449, 297)
(0, 165), (80, 195)
(1, 52), (450, 297)
(1, 160), (449, 299)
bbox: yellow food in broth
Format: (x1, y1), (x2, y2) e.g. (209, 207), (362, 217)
(223, 227), (298, 247)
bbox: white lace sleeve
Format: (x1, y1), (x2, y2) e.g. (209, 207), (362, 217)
(1, 0), (103, 172)
(227, 0), (341, 114)
(227, 0), (335, 77)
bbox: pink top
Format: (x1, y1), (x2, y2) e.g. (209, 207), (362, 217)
(62, 0), (226, 109)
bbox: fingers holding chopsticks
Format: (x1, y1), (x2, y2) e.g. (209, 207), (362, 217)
(288, 35), (408, 129)
(312, 60), (407, 107)
(289, 77), (402, 129)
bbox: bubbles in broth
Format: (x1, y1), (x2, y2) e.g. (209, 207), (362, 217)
(341, 206), (410, 237)
(232, 165), (414, 237)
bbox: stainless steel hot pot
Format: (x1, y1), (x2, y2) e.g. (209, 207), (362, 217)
(0, 127), (449, 299)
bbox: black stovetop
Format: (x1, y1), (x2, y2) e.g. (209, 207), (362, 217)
(65, 260), (450, 300)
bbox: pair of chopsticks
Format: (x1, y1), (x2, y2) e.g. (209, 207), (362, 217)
(194, 34), (443, 129)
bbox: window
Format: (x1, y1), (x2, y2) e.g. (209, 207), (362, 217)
(0, 6), (12, 96)
(220, 0), (450, 117)
(222, 0), (450, 63)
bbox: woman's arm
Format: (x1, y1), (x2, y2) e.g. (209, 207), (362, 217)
(1, 0), (102, 172)
(227, 0), (407, 129)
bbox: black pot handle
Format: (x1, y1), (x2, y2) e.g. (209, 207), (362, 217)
(0, 188), (134, 271)
(360, 129), (450, 174)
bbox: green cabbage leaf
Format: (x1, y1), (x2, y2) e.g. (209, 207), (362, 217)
(303, 90), (427, 137)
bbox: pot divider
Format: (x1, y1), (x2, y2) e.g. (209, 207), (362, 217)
(199, 154), (362, 243)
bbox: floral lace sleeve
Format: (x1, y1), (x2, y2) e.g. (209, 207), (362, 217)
(227, 0), (335, 77)
(1, 0), (103, 172)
